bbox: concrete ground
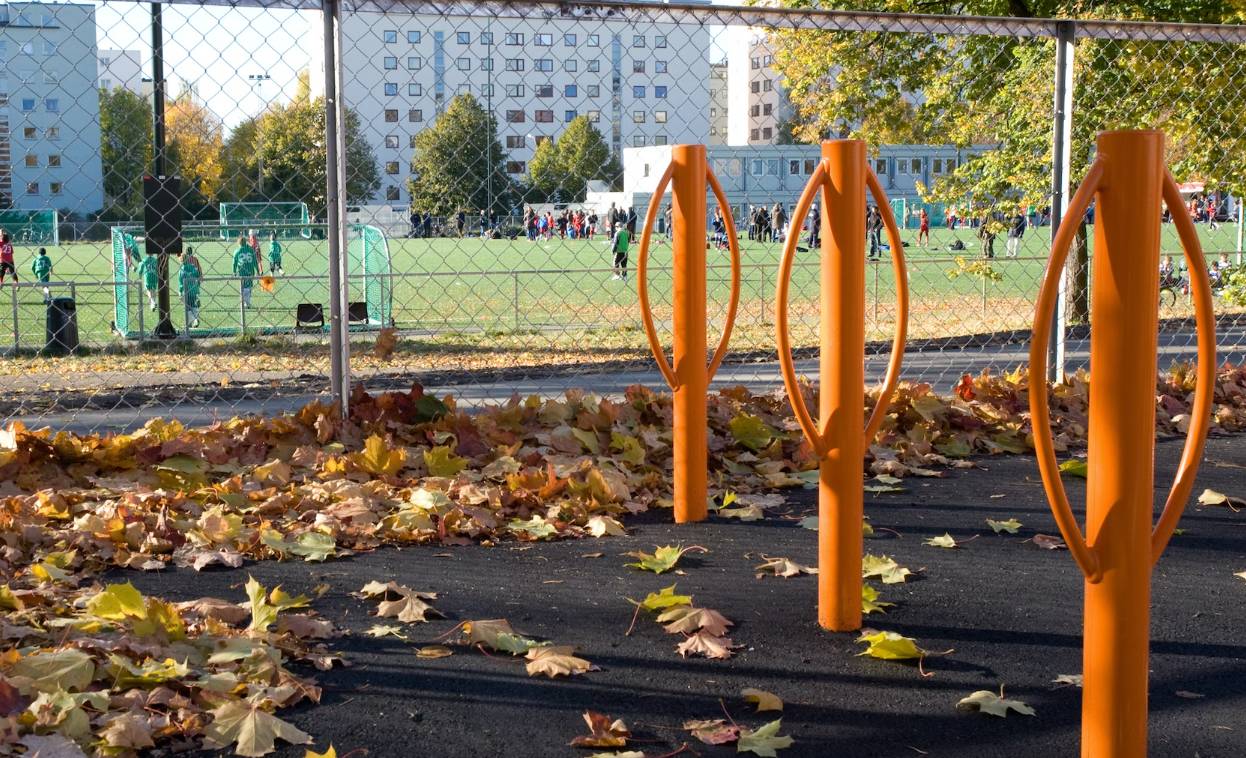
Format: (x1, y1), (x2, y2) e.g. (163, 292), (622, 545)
(122, 435), (1246, 757)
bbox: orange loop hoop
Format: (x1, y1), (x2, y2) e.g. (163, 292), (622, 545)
(706, 167), (742, 380)
(1029, 159), (1105, 583)
(1152, 170), (1216, 563)
(636, 162), (743, 389)
(776, 161), (831, 457)
(636, 163), (677, 389)
(864, 169), (909, 446)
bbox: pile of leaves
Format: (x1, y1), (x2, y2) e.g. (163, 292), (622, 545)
(0, 361), (1240, 754)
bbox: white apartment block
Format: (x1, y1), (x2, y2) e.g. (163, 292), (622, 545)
(0, 2), (104, 213)
(708, 60), (726, 146)
(727, 32), (792, 146)
(308, 7), (711, 206)
(98, 49), (144, 94)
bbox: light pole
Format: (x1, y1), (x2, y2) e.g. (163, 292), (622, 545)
(248, 73), (270, 197)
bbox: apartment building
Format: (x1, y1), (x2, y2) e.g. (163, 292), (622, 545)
(98, 49), (145, 94)
(726, 33), (792, 146)
(308, 7), (711, 205)
(708, 60), (727, 146)
(0, 2), (104, 212)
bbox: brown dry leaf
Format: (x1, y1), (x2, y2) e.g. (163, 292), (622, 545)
(524, 645), (594, 677)
(755, 555), (818, 578)
(569, 710), (631, 748)
(684, 718), (741, 745)
(359, 581), (441, 623)
(657, 606), (733, 637)
(1032, 534), (1067, 550)
(676, 631), (737, 660)
(741, 687), (784, 712)
(416, 645), (454, 659)
(373, 327), (398, 359)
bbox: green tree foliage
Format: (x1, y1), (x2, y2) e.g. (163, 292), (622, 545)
(220, 116), (260, 202)
(528, 117), (621, 202)
(408, 94), (511, 215)
(99, 88), (153, 216)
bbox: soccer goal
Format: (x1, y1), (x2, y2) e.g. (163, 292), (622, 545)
(219, 202), (312, 240)
(0, 209), (58, 245)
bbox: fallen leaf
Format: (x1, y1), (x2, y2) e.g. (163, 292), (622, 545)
(861, 554), (912, 584)
(1032, 534), (1066, 550)
(862, 584), (894, 615)
(684, 717), (741, 745)
(586, 515), (626, 537)
(1175, 690), (1205, 699)
(1058, 459), (1088, 478)
(416, 645), (454, 659)
(657, 606), (733, 637)
(856, 630), (923, 660)
(570, 710), (631, 748)
(676, 631), (737, 659)
(737, 718), (795, 756)
(1051, 674), (1083, 688)
(755, 555), (817, 578)
(525, 645), (593, 677)
(631, 584), (692, 612)
(986, 518), (1022, 534)
(742, 687), (784, 712)
(625, 545), (705, 574)
(956, 689), (1036, 718)
(203, 698), (312, 756)
(924, 533), (960, 549)
(1198, 488), (1246, 510)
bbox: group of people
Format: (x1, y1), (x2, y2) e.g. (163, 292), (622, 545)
(745, 204), (789, 243)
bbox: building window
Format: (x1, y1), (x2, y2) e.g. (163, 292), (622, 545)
(25, 182), (37, 195)
(655, 110), (667, 123)
(709, 108), (717, 118)
(655, 86), (667, 98)
(710, 126), (717, 136)
(383, 30), (397, 43)
(410, 135), (418, 148)
(751, 57), (760, 70)
(385, 161), (399, 174)
(45, 127), (57, 140)
(633, 60), (645, 74)
(588, 34), (600, 46)
(407, 56), (423, 69)
(751, 159), (764, 176)
(506, 135), (524, 148)
(22, 127), (35, 139)
(20, 98), (34, 112)
(535, 59), (553, 72)
(49, 182), (61, 195)
(506, 110), (525, 123)
(534, 136), (550, 147)
(654, 135), (668, 146)
(763, 103), (772, 116)
(587, 110), (600, 123)
(655, 35), (667, 48)
(911, 158), (922, 173)
(587, 60), (600, 73)
(478, 31), (492, 45)
(385, 109), (398, 122)
(386, 186), (400, 201)
(875, 159), (887, 175)
(750, 128), (760, 141)
(46, 154), (60, 168)
(805, 159), (816, 174)
(505, 33), (523, 46)
(408, 109), (423, 122)
(384, 82), (398, 96)
(899, 161), (908, 174)
(750, 105), (759, 117)
(457, 31), (470, 44)
(385, 135), (399, 148)
(505, 59), (524, 72)
(481, 58), (493, 71)
(481, 84), (494, 97)
(506, 84), (524, 97)
(536, 84), (553, 98)
(565, 60), (578, 72)
(633, 85), (645, 98)
(763, 127), (773, 140)
(535, 110), (553, 123)
(408, 83), (422, 96)
(632, 111), (645, 123)
(456, 57), (470, 70)
(565, 33), (577, 46)
(587, 84), (600, 97)
(750, 81), (760, 94)
(564, 84), (577, 97)
(24, 154), (37, 168)
(633, 35), (645, 48)
(535, 33), (552, 46)
(506, 161), (526, 174)
(407, 31), (421, 43)
(633, 135), (645, 147)
(384, 56), (397, 70)
(564, 110), (576, 122)
(789, 160), (800, 175)
(764, 54), (773, 65)
(100, 77), (112, 89)
(763, 80), (773, 92)
(655, 60), (667, 74)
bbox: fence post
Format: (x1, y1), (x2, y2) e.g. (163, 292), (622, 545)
(239, 279), (248, 334)
(1047, 19), (1076, 382)
(323, 0), (351, 417)
(1236, 199), (1243, 265)
(137, 284), (146, 341)
(1029, 130), (1216, 758)
(513, 271), (520, 331)
(776, 140), (908, 631)
(10, 285), (18, 354)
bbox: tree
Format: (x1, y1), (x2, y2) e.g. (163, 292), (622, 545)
(220, 116), (259, 202)
(408, 94), (511, 215)
(99, 88), (152, 216)
(767, 0), (1246, 322)
(527, 117), (619, 202)
(250, 75), (379, 217)
(166, 91), (225, 214)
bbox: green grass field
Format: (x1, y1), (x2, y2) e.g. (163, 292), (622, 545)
(1, 220), (1239, 355)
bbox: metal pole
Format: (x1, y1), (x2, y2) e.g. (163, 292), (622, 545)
(513, 271), (520, 331)
(1047, 19), (1075, 382)
(150, 3), (177, 339)
(324, 0), (351, 416)
(239, 279), (247, 334)
(11, 285), (18, 353)
(1236, 196), (1243, 265)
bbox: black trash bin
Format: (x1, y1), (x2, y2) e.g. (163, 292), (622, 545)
(45, 297), (79, 354)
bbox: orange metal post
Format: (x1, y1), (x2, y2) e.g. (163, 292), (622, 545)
(775, 140), (908, 632)
(818, 141), (867, 630)
(1029, 129), (1216, 757)
(670, 145), (709, 524)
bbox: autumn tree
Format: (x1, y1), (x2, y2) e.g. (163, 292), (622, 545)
(220, 115), (259, 202)
(408, 94), (511, 216)
(527, 117), (620, 202)
(166, 91), (225, 214)
(767, 0), (1246, 321)
(99, 87), (152, 217)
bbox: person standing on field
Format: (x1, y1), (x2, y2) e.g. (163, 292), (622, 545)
(179, 247), (203, 327)
(807, 204), (821, 248)
(917, 208), (930, 248)
(248, 230), (264, 273)
(1006, 209), (1026, 258)
(268, 233), (284, 275)
(0, 232), (16, 284)
(978, 215), (996, 259)
(233, 233), (259, 308)
(137, 250), (159, 311)
(611, 224), (631, 281)
(31, 247), (51, 301)
(867, 206), (883, 260)
(456, 209), (466, 237)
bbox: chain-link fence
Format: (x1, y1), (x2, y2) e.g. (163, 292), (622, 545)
(1, 0), (1244, 432)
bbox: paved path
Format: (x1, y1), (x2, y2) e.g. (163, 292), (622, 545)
(13, 329), (1245, 434)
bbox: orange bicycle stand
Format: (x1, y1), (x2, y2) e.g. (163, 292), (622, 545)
(637, 144), (742, 523)
(1030, 130), (1216, 757)
(775, 140), (909, 631)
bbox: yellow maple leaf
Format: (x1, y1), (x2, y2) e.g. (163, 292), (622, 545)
(351, 435), (406, 477)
